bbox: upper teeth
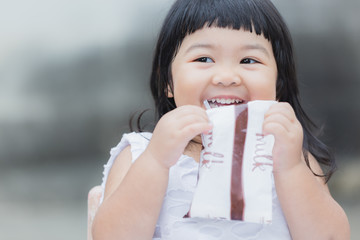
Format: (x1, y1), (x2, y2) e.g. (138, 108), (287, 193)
(209, 98), (243, 104)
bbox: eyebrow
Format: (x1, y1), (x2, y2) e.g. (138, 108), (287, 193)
(184, 43), (271, 58)
(242, 44), (270, 58)
(185, 43), (215, 54)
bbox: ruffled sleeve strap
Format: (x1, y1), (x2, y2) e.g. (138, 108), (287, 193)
(99, 132), (152, 203)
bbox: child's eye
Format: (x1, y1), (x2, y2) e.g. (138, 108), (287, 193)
(240, 58), (259, 64)
(195, 57), (214, 63)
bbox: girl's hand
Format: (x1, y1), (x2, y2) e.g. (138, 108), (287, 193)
(263, 102), (303, 173)
(146, 105), (212, 169)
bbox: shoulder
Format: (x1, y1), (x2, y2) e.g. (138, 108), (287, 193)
(103, 132), (152, 201)
(116, 131), (152, 148)
(108, 132), (152, 163)
(103, 145), (133, 201)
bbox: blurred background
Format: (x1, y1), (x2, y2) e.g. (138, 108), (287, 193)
(0, 0), (359, 239)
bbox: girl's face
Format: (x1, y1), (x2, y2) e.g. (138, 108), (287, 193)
(170, 27), (277, 108)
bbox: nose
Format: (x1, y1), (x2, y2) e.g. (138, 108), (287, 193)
(212, 69), (241, 87)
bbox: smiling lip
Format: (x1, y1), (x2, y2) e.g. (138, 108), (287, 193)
(206, 96), (247, 108)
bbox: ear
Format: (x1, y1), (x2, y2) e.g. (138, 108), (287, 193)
(166, 85), (174, 98)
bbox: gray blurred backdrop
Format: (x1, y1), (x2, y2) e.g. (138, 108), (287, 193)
(0, 0), (359, 239)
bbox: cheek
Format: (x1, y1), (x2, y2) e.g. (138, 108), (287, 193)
(172, 67), (203, 94)
(247, 75), (277, 100)
(172, 78), (194, 106)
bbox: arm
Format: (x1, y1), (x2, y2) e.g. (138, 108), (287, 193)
(92, 105), (212, 240)
(92, 147), (170, 239)
(263, 103), (350, 240)
(274, 154), (350, 240)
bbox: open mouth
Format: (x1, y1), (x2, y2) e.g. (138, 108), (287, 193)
(206, 98), (245, 108)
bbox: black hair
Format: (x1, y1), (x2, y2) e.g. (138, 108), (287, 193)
(147, 0), (336, 181)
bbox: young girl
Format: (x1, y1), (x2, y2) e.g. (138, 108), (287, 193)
(92, 0), (350, 239)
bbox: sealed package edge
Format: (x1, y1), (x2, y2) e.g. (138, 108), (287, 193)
(187, 100), (277, 224)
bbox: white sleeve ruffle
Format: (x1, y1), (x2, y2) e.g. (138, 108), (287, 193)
(99, 132), (152, 204)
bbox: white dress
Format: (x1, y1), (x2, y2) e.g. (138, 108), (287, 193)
(100, 132), (291, 240)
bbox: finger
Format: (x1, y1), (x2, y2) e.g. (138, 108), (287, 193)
(180, 112), (210, 124)
(263, 112), (293, 133)
(181, 122), (213, 140)
(171, 105), (210, 122)
(265, 102), (296, 123)
(175, 105), (207, 115)
(263, 121), (287, 139)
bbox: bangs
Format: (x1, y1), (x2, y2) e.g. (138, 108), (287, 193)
(152, 0), (293, 119)
(170, 0), (280, 42)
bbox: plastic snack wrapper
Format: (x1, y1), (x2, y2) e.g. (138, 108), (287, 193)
(187, 100), (277, 224)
